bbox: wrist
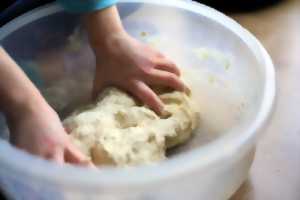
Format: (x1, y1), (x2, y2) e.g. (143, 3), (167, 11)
(0, 48), (54, 127)
(91, 31), (130, 56)
(85, 5), (127, 53)
(4, 90), (50, 124)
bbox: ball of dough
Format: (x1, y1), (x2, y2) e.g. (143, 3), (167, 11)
(63, 87), (199, 167)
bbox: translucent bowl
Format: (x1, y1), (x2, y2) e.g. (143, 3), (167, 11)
(0, 0), (275, 199)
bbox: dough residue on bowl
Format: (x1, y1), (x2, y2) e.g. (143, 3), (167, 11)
(63, 87), (199, 167)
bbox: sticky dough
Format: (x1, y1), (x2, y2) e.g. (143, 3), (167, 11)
(63, 87), (199, 167)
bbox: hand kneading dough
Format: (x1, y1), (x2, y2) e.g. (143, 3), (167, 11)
(63, 87), (199, 167)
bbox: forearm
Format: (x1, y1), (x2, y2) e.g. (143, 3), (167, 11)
(0, 48), (46, 119)
(85, 5), (126, 52)
(57, 0), (122, 53)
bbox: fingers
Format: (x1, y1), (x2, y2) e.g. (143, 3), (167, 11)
(155, 59), (180, 76)
(65, 142), (94, 167)
(127, 80), (164, 114)
(146, 69), (186, 92)
(46, 148), (64, 164)
(46, 142), (95, 168)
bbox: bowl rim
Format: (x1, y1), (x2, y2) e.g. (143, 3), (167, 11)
(0, 0), (275, 189)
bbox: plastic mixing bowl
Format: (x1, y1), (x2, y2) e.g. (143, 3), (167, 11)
(0, 0), (275, 199)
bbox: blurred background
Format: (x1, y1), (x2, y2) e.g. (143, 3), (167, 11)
(0, 0), (299, 200)
(0, 0), (284, 26)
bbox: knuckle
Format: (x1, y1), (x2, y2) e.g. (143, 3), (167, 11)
(127, 79), (138, 88)
(151, 59), (160, 66)
(140, 89), (151, 98)
(148, 58), (158, 67)
(44, 136), (64, 150)
(145, 96), (157, 108)
(166, 74), (178, 83)
(140, 66), (153, 76)
(126, 81), (142, 95)
(157, 53), (165, 58)
(167, 62), (178, 70)
(43, 137), (56, 148)
(145, 91), (156, 100)
(170, 63), (178, 69)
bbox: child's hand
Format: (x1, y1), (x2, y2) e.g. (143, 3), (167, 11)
(0, 47), (92, 166)
(86, 6), (186, 114)
(92, 33), (186, 114)
(7, 101), (92, 166)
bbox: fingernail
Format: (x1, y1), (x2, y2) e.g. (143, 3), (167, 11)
(161, 108), (171, 118)
(184, 86), (191, 96)
(80, 159), (96, 168)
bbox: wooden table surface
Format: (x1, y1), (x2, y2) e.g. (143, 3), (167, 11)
(229, 0), (300, 199)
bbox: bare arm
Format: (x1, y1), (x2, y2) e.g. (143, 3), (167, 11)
(0, 47), (91, 166)
(85, 6), (186, 114)
(0, 47), (44, 118)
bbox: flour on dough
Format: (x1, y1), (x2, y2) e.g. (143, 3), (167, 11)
(63, 87), (199, 167)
